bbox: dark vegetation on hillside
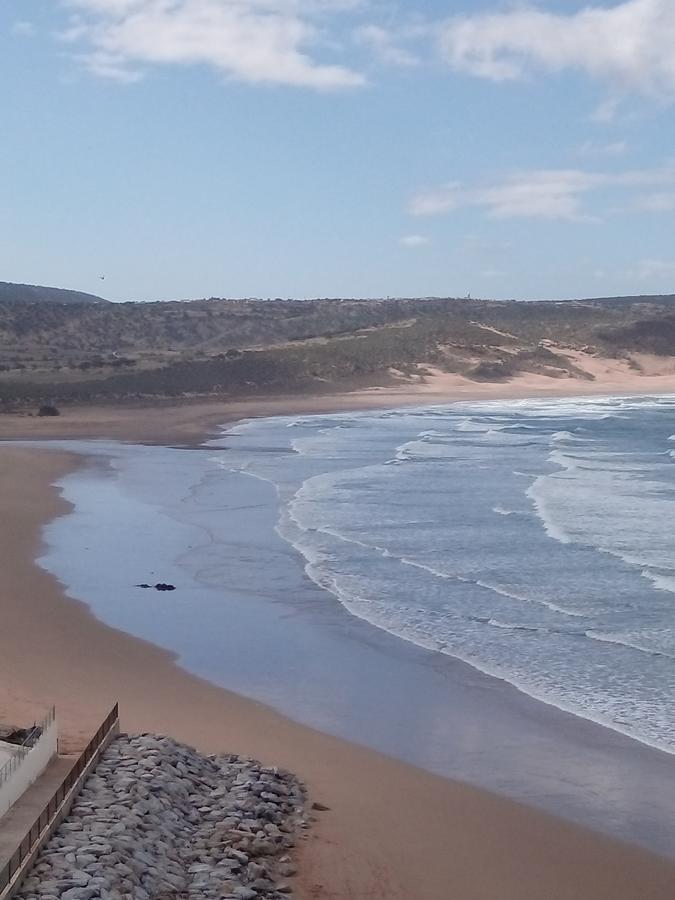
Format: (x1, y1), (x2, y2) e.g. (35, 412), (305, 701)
(595, 316), (675, 355)
(1, 294), (674, 408)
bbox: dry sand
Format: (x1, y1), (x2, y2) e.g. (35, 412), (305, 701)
(3, 366), (675, 898)
(2, 351), (675, 446)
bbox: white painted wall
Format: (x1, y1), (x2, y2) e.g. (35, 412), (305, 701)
(0, 745), (16, 768)
(0, 718), (58, 817)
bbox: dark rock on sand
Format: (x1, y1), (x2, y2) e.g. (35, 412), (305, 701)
(136, 583), (176, 591)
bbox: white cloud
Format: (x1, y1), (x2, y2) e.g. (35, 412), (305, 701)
(410, 166), (675, 221)
(11, 21), (36, 37)
(399, 234), (430, 247)
(411, 171), (599, 221)
(476, 170), (601, 221)
(61, 0), (366, 89)
(354, 24), (418, 67)
(439, 0), (675, 96)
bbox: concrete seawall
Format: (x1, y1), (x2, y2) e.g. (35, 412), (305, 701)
(0, 714), (58, 819)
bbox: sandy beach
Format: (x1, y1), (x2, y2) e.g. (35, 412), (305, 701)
(3, 367), (675, 899)
(1, 352), (675, 446)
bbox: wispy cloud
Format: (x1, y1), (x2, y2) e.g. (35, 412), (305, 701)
(635, 192), (675, 211)
(11, 20), (36, 37)
(439, 0), (675, 97)
(632, 258), (675, 280)
(577, 140), (628, 159)
(399, 234), (430, 247)
(590, 96), (624, 124)
(353, 23), (419, 67)
(409, 182), (462, 217)
(462, 236), (513, 255)
(61, 0), (366, 89)
(410, 166), (675, 222)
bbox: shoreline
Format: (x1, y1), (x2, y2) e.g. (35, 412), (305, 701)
(4, 376), (675, 897)
(17, 399), (675, 853)
(2, 360), (675, 447)
(16, 431), (675, 854)
(3, 448), (675, 899)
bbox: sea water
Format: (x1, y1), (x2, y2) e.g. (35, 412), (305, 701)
(214, 394), (675, 755)
(29, 394), (675, 757)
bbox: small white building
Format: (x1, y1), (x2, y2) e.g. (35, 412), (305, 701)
(0, 710), (58, 818)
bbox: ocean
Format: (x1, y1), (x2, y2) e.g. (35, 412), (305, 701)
(24, 394), (675, 852)
(217, 394), (675, 755)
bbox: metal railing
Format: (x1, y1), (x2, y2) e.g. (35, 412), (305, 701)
(0, 703), (119, 894)
(0, 707), (56, 791)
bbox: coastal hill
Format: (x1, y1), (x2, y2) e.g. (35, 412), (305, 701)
(0, 281), (108, 307)
(1, 291), (675, 408)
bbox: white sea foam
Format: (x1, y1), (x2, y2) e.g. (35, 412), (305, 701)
(492, 505), (516, 516)
(279, 541), (675, 754)
(526, 477), (573, 545)
(641, 570), (675, 595)
(393, 438), (461, 462)
(585, 629), (675, 660)
(551, 430), (593, 443)
(474, 579), (586, 618)
(23, 399), (675, 763)
(455, 417), (497, 432)
(216, 395), (675, 755)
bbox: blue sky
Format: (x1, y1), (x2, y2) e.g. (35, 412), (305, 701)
(2, 0), (675, 302)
